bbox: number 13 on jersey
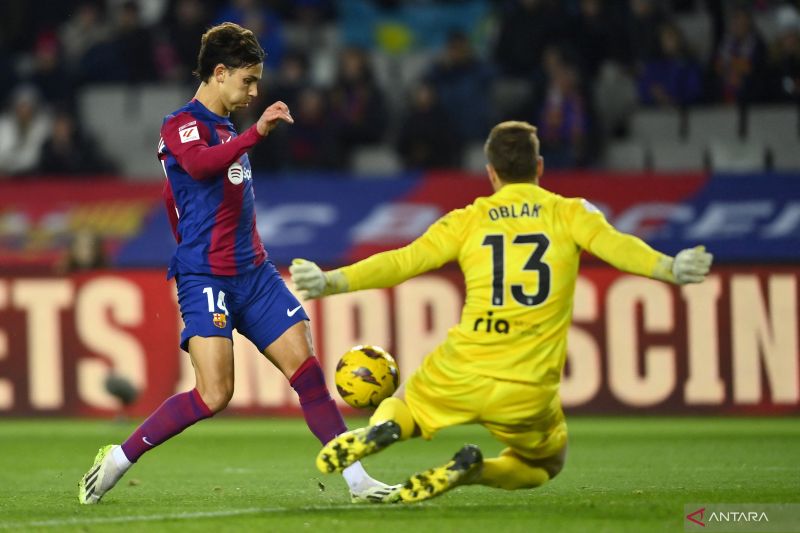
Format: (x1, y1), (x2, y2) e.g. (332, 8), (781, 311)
(482, 233), (551, 307)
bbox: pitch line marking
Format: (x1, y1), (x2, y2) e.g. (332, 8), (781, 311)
(0, 504), (409, 529)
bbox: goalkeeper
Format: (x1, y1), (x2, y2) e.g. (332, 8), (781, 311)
(290, 121), (713, 504)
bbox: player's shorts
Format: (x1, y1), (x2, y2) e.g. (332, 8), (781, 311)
(175, 260), (309, 353)
(404, 343), (567, 461)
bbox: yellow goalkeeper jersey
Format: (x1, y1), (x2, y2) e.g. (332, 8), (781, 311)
(337, 182), (670, 386)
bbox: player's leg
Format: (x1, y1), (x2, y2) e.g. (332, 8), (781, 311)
(477, 445), (566, 490)
(79, 274), (233, 504)
(78, 337), (233, 504)
(317, 349), (480, 481)
(318, 367), (439, 474)
(121, 335), (231, 460)
(476, 392), (568, 491)
(263, 320), (348, 444)
(78, 337), (231, 504)
(238, 262), (393, 500)
(397, 443), (484, 503)
(396, 442), (566, 503)
(369, 383), (420, 440)
(263, 320), (397, 500)
(314, 382), (421, 475)
(397, 379), (567, 503)
(320, 387), (422, 473)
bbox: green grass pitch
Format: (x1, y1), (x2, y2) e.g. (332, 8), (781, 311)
(0, 417), (797, 532)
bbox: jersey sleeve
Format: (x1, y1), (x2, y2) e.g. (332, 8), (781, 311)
(566, 198), (670, 278)
(338, 208), (468, 291)
(160, 113), (262, 180)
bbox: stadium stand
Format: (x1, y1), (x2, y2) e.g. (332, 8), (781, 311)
(2, 0), (800, 178)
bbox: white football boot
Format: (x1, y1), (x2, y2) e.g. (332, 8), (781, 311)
(78, 444), (128, 504)
(350, 479), (402, 504)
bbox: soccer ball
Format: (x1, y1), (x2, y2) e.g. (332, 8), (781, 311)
(335, 345), (399, 409)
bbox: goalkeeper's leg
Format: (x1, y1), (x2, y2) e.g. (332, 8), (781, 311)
(476, 446), (566, 490)
(316, 396), (419, 474)
(369, 395), (419, 439)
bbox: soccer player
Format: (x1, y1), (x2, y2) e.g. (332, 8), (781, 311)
(290, 121), (713, 503)
(78, 22), (394, 505)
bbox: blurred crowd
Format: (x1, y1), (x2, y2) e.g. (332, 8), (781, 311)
(1, 0), (799, 177)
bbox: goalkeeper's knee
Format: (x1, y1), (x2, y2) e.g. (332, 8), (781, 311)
(369, 397), (418, 440)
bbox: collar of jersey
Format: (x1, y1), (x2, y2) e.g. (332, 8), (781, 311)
(498, 182), (540, 193)
(190, 98), (233, 124)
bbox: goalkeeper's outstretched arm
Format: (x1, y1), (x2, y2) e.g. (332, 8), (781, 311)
(568, 199), (713, 285)
(290, 209), (464, 300)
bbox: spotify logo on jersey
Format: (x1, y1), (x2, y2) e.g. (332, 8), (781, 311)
(227, 162), (244, 184)
(227, 162), (251, 185)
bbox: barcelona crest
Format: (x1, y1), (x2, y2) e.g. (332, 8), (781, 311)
(213, 313), (227, 329)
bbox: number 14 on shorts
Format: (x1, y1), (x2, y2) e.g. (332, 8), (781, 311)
(202, 287), (229, 315)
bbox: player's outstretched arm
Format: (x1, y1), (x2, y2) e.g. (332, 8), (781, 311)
(289, 259), (349, 300)
(652, 245), (714, 285)
(570, 199), (713, 285)
(162, 102), (293, 181)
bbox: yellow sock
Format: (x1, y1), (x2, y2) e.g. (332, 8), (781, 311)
(369, 397), (417, 440)
(478, 449), (550, 490)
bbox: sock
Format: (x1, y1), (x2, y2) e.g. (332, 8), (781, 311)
(121, 388), (213, 463)
(111, 445), (132, 472)
(369, 397), (417, 440)
(342, 461), (371, 491)
(479, 449), (550, 490)
(289, 357), (347, 444)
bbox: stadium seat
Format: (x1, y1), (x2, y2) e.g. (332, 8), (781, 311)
(650, 140), (706, 171)
(675, 11), (714, 65)
(398, 52), (434, 90)
(754, 11), (781, 44)
(463, 142), (488, 174)
(369, 53), (402, 119)
(352, 145), (402, 177)
(370, 51), (433, 119)
(593, 61), (638, 137)
(630, 108), (682, 144)
(79, 85), (127, 142)
(309, 49), (338, 86)
(79, 85), (141, 175)
(283, 22), (341, 51)
(747, 105), (799, 145)
(687, 106), (741, 143)
(603, 140), (648, 171)
(139, 85), (190, 121)
(490, 78), (533, 122)
(708, 140), (766, 172)
(79, 84), (194, 179)
(747, 105), (800, 170)
(768, 140), (800, 170)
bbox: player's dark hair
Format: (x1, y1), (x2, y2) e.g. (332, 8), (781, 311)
(194, 22), (265, 82)
(484, 121), (540, 183)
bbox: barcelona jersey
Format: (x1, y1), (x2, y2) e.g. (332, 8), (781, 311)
(158, 99), (266, 278)
(337, 183), (670, 386)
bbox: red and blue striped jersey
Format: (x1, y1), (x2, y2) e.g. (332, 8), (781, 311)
(158, 99), (267, 278)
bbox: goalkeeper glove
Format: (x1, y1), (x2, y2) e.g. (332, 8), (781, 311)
(653, 245), (713, 285)
(289, 258), (349, 299)
(672, 245), (713, 284)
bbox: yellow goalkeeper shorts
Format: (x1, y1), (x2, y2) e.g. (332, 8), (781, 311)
(404, 344), (567, 461)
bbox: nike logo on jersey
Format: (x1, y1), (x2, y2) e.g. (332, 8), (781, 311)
(142, 436), (155, 446)
(287, 305), (302, 317)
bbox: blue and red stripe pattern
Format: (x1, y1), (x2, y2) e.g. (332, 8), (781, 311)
(158, 99), (266, 278)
